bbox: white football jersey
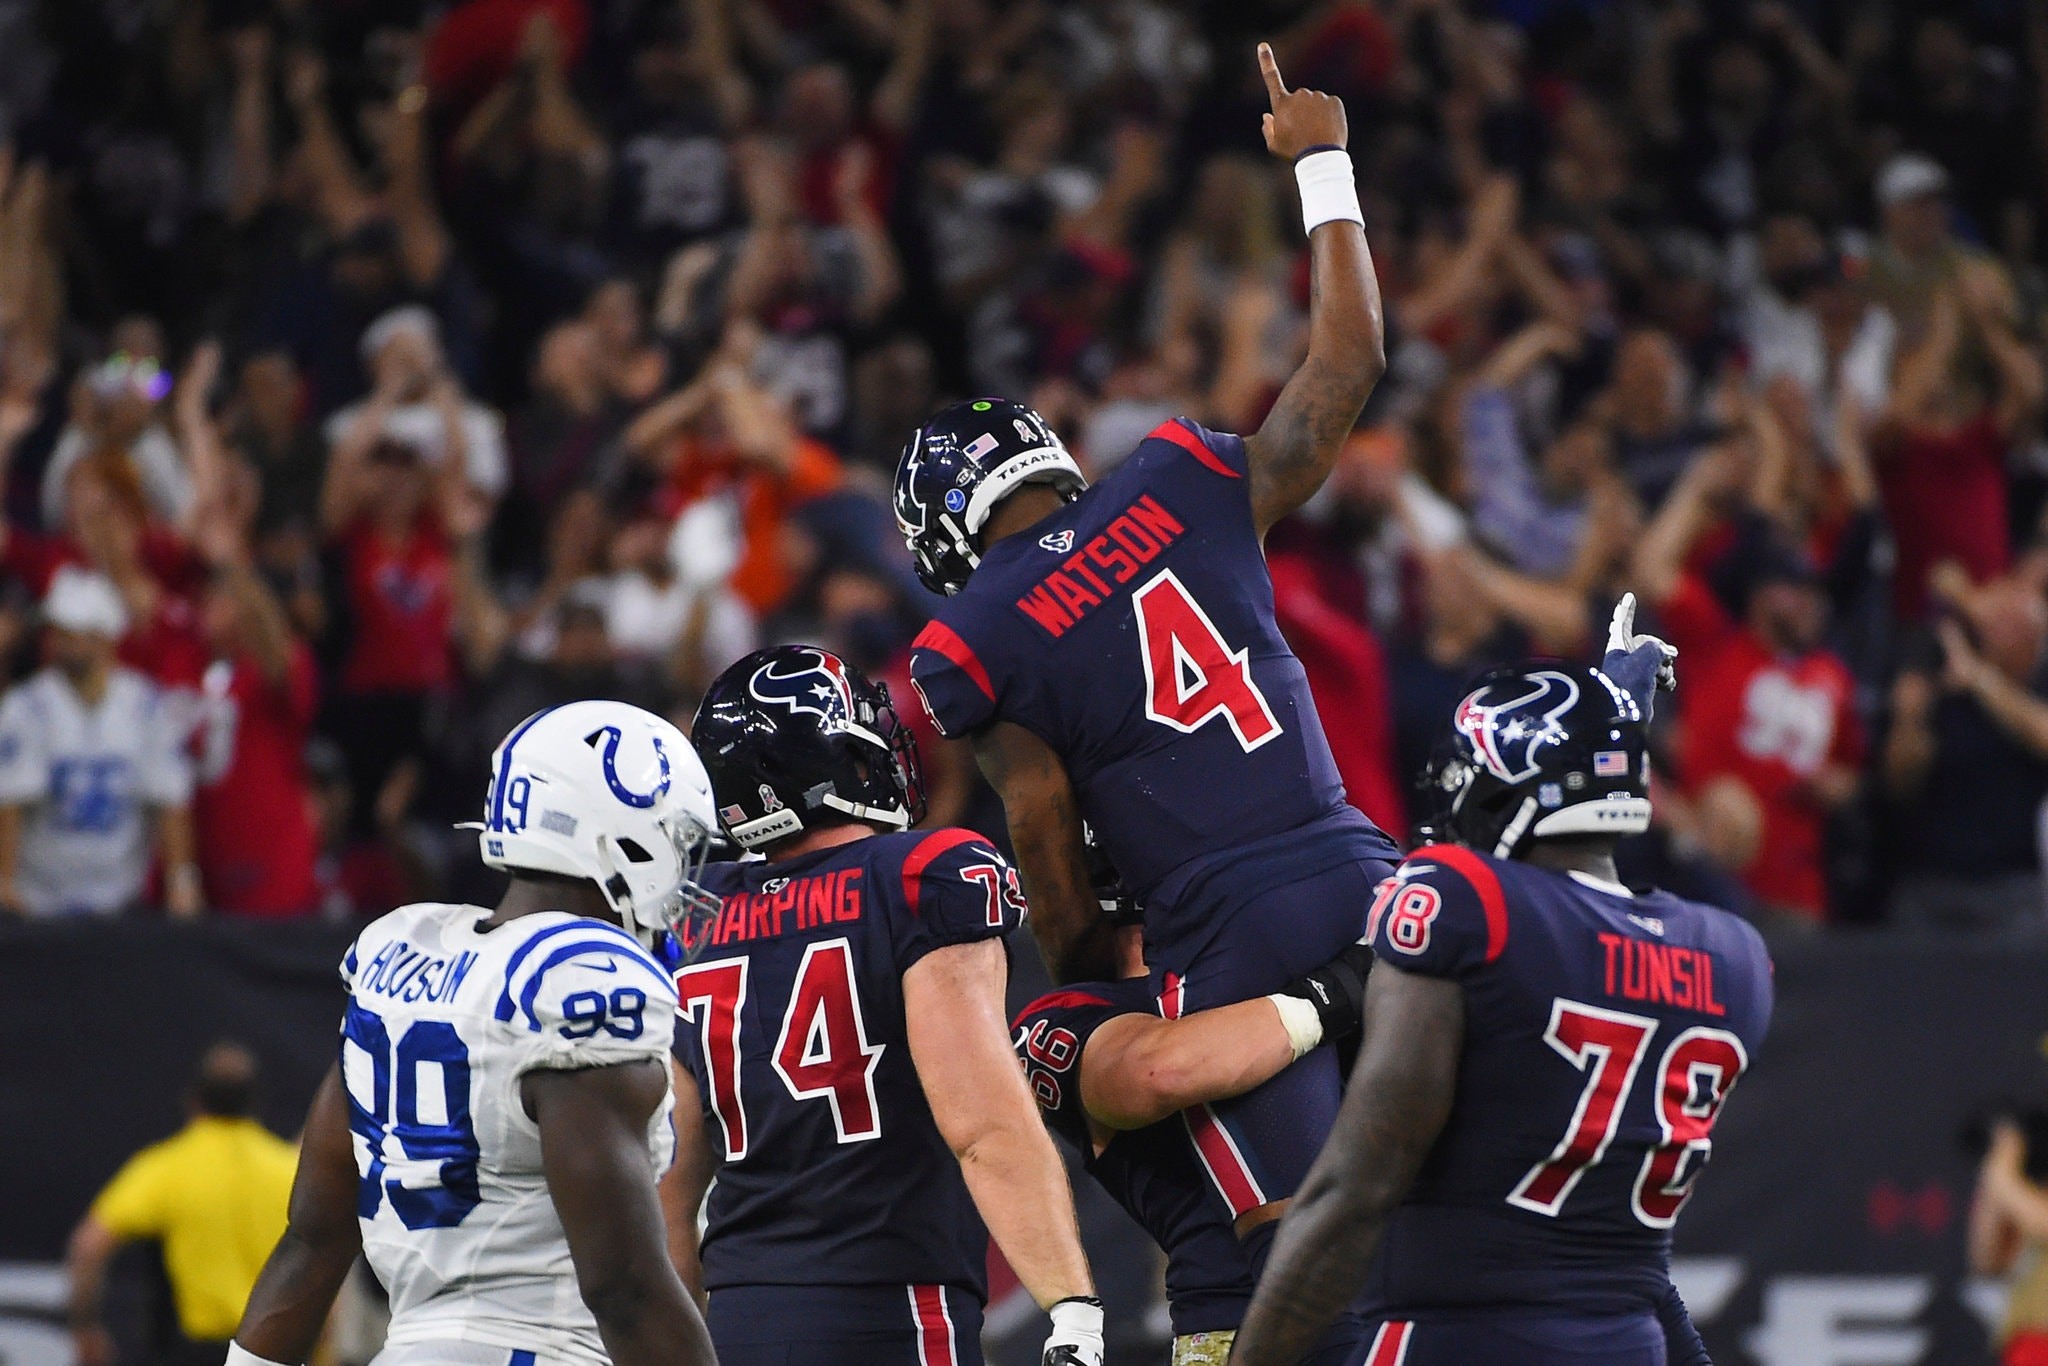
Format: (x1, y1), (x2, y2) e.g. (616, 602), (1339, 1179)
(339, 903), (679, 1365)
(0, 667), (193, 915)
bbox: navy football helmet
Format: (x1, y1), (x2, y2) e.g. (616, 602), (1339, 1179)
(1424, 661), (1652, 859)
(894, 398), (1087, 595)
(691, 645), (926, 850)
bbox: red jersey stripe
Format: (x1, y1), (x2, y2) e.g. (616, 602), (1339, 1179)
(909, 1284), (957, 1366)
(1413, 843), (1510, 963)
(1366, 1320), (1413, 1366)
(912, 621), (995, 702)
(1146, 418), (1241, 480)
(1012, 990), (1115, 1031)
(900, 827), (988, 915)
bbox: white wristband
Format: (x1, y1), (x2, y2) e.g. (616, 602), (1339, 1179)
(1266, 992), (1326, 1061)
(226, 1344), (296, 1366)
(1294, 148), (1363, 236)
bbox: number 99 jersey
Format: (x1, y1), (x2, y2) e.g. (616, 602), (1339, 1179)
(1360, 847), (1773, 1320)
(337, 903), (680, 1365)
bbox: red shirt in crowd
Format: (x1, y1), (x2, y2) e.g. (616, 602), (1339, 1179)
(194, 644), (322, 918)
(1660, 575), (1861, 921)
(2, 526), (211, 686)
(1269, 552), (1407, 841)
(1879, 412), (2011, 620)
(336, 519), (456, 696)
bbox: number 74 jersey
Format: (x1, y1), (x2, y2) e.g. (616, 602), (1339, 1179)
(1361, 847), (1774, 1319)
(909, 418), (1374, 910)
(337, 903), (680, 1365)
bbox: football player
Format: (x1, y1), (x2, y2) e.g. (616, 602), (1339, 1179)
(1232, 618), (1773, 1366)
(672, 645), (1102, 1366)
(896, 43), (1393, 1269)
(228, 701), (721, 1366)
(1012, 871), (1375, 1366)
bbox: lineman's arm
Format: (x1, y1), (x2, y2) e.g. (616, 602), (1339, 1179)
(1230, 965), (1463, 1365)
(658, 1057), (719, 1310)
(1242, 43), (1386, 539)
(233, 1067), (364, 1363)
(907, 938), (1095, 1309)
(527, 1061), (717, 1366)
(1081, 944), (1373, 1130)
(971, 721), (1116, 983)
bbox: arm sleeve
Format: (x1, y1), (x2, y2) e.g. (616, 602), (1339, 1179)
(88, 1150), (167, 1239)
(502, 925), (681, 1074)
(909, 619), (999, 739)
(0, 688), (49, 804)
(1010, 987), (1128, 1156)
(891, 828), (1028, 973)
(1365, 845), (1509, 982)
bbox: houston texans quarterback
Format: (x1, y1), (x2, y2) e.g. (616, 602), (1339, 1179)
(895, 44), (1394, 1277)
(1233, 610), (1774, 1366)
(672, 645), (1102, 1366)
(229, 702), (721, 1366)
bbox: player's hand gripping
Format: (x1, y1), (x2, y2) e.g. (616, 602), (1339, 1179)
(1259, 42), (1347, 159)
(1041, 1295), (1105, 1366)
(1277, 941), (1375, 1048)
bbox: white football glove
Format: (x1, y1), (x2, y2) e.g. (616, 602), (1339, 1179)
(1606, 591), (1677, 693)
(1041, 1296), (1105, 1366)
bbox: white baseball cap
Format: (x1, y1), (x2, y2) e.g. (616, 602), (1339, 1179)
(43, 566), (128, 637)
(1876, 153), (1949, 208)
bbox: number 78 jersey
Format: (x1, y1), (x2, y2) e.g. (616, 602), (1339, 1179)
(337, 903), (680, 1365)
(910, 418), (1369, 907)
(1361, 847), (1774, 1319)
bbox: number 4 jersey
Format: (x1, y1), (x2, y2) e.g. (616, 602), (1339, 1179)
(338, 903), (680, 1364)
(676, 828), (1028, 1298)
(908, 418), (1396, 943)
(1362, 847), (1773, 1319)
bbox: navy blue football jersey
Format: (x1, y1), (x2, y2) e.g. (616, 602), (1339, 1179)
(675, 828), (1028, 1296)
(910, 419), (1393, 921)
(1361, 845), (1774, 1318)
(1010, 979), (1255, 1336)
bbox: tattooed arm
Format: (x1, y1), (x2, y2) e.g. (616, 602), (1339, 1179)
(1242, 43), (1387, 540)
(972, 721), (1117, 984)
(1230, 964), (1463, 1364)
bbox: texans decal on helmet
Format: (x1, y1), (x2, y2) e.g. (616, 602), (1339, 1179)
(1453, 670), (1581, 784)
(747, 648), (856, 726)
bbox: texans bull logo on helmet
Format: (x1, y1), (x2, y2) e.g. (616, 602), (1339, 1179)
(747, 648), (857, 726)
(1454, 670), (1582, 784)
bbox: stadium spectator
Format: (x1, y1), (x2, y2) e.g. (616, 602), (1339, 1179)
(1972, 1118), (2048, 1366)
(0, 0), (2037, 945)
(1885, 572), (2048, 933)
(190, 555), (322, 921)
(1636, 451), (1862, 927)
(65, 1041), (295, 1366)
(0, 568), (197, 917)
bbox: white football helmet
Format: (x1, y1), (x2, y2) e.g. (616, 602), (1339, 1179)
(471, 701), (721, 953)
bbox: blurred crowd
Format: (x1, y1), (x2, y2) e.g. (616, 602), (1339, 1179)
(1, 0), (2047, 932)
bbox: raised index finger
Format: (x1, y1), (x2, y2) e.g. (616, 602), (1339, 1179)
(1258, 42), (1287, 104)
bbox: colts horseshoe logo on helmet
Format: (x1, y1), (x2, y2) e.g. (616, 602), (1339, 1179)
(1453, 670), (1582, 785)
(747, 648), (857, 726)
